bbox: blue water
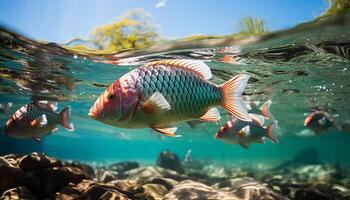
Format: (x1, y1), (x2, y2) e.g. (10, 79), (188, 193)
(0, 14), (350, 167)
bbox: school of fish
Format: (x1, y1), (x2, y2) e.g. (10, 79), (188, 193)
(2, 59), (348, 147)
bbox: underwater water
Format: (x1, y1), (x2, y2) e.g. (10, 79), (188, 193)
(1, 10), (350, 200)
(0, 14), (350, 167)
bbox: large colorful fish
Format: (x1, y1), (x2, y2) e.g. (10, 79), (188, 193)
(89, 59), (251, 136)
(3, 101), (74, 141)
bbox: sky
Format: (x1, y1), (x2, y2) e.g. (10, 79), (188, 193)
(0, 0), (328, 43)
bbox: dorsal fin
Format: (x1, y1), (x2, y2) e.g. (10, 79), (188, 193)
(249, 113), (265, 126)
(38, 101), (57, 111)
(146, 59), (212, 80)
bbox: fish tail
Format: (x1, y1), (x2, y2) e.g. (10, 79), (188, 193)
(266, 120), (279, 144)
(220, 74), (251, 121)
(260, 100), (274, 120)
(60, 107), (74, 131)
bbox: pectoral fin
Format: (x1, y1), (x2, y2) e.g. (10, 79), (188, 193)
(30, 115), (47, 128)
(142, 92), (171, 115)
(200, 107), (221, 122)
(237, 125), (250, 137)
(318, 116), (327, 125)
(32, 137), (42, 142)
(152, 126), (181, 137)
(239, 142), (249, 149)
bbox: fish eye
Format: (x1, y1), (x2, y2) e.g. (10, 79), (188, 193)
(107, 93), (116, 101)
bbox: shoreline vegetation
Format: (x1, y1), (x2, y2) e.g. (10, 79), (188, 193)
(60, 0), (349, 57)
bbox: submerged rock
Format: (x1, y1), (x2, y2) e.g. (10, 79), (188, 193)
(135, 183), (168, 200)
(67, 161), (95, 177)
(294, 188), (331, 200)
(0, 157), (25, 195)
(98, 170), (119, 183)
(108, 161), (139, 173)
(148, 177), (178, 190)
(56, 179), (134, 200)
(18, 152), (62, 171)
(124, 166), (186, 183)
(215, 177), (289, 200)
(25, 165), (89, 198)
(163, 180), (238, 200)
(0, 187), (35, 200)
(156, 150), (184, 173)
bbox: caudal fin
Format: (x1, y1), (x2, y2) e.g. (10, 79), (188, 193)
(60, 107), (74, 131)
(260, 100), (274, 120)
(220, 74), (251, 121)
(266, 120), (279, 144)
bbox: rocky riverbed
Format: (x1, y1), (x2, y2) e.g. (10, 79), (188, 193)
(1, 151), (350, 200)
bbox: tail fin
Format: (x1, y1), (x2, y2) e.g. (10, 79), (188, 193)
(266, 121), (279, 144)
(260, 100), (274, 120)
(220, 74), (251, 121)
(60, 107), (74, 131)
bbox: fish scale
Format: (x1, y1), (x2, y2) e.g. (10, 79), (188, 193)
(128, 64), (222, 122)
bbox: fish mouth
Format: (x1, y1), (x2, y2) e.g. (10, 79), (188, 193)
(88, 107), (97, 119)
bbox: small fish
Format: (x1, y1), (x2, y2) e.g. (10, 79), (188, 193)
(215, 114), (278, 149)
(304, 110), (337, 134)
(89, 59), (251, 136)
(3, 101), (74, 141)
(249, 99), (274, 120)
(0, 102), (13, 115)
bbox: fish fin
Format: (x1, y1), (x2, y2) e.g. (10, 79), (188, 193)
(30, 114), (47, 128)
(187, 121), (197, 128)
(304, 112), (315, 126)
(332, 116), (340, 130)
(147, 59), (212, 80)
(260, 100), (274, 120)
(259, 137), (266, 144)
(32, 137), (42, 142)
(249, 113), (265, 126)
(60, 107), (74, 131)
(200, 107), (221, 122)
(152, 126), (181, 137)
(38, 101), (57, 111)
(266, 121), (279, 144)
(142, 92), (171, 115)
(318, 116), (327, 125)
(239, 142), (249, 149)
(220, 75), (251, 122)
(238, 125), (250, 137)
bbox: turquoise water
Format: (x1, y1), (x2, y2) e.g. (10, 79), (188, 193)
(0, 14), (350, 167)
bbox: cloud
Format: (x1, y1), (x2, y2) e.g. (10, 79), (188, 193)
(155, 0), (166, 8)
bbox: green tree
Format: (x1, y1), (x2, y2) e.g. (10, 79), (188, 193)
(238, 17), (267, 36)
(320, 0), (350, 18)
(90, 8), (158, 52)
